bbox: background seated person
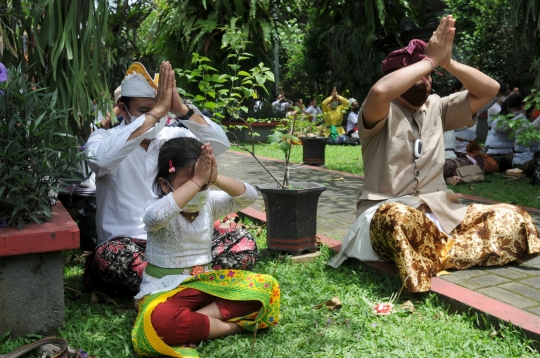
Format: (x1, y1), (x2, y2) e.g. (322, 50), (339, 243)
(321, 87), (348, 137)
(305, 97), (323, 123)
(347, 98), (360, 138)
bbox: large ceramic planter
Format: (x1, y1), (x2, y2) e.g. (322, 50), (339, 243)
(256, 182), (326, 255)
(222, 121), (285, 143)
(300, 137), (328, 166)
(0, 202), (80, 338)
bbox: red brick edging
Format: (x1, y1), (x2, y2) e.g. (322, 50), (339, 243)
(0, 202), (80, 257)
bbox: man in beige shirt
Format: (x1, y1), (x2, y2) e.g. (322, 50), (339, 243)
(329, 15), (540, 292)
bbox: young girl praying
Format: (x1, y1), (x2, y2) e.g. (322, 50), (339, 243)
(131, 137), (280, 357)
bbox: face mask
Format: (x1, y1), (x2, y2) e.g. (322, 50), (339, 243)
(125, 107), (134, 124)
(401, 77), (430, 107)
(352, 106), (360, 114)
(499, 95), (509, 103)
(330, 101), (338, 110)
(182, 188), (209, 212)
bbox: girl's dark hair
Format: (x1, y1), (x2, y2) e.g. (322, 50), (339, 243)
(152, 137), (203, 197)
(500, 94), (524, 115)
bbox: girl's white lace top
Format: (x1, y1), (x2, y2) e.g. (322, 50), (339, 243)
(134, 182), (258, 299)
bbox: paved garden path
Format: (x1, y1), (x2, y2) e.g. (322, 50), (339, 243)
(218, 150), (540, 319)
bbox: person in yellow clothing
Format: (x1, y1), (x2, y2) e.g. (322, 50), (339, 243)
(322, 87), (349, 137)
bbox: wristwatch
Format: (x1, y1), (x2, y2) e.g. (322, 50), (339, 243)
(178, 105), (195, 121)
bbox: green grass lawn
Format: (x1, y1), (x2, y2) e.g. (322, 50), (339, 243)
(1, 225), (538, 357)
(229, 143), (540, 209)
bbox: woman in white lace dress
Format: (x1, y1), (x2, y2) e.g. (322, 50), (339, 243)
(132, 137), (280, 358)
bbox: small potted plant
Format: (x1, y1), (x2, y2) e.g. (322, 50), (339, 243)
(294, 113), (328, 166)
(0, 63), (86, 337)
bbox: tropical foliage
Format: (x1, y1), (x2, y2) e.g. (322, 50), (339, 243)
(139, 0), (287, 77)
(443, 0), (536, 86)
(0, 0), (110, 138)
(510, 0), (540, 86)
(106, 0), (156, 91)
(0, 64), (89, 229)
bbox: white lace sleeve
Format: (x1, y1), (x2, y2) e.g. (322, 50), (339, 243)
(209, 181), (258, 221)
(143, 194), (182, 232)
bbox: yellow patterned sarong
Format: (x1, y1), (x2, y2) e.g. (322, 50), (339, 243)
(132, 270), (280, 358)
(370, 202), (540, 292)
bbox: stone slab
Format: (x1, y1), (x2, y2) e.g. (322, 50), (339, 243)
(476, 287), (539, 310)
(527, 306), (540, 316)
(0, 202), (80, 257)
(523, 256), (540, 267)
(487, 267), (532, 280)
(499, 282), (540, 303)
(458, 274), (510, 290)
(438, 268), (488, 283)
(0, 251), (65, 337)
(520, 276), (540, 288)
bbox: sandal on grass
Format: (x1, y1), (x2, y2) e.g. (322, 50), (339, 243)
(0, 337), (77, 358)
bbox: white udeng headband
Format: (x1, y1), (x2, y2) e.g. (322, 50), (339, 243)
(121, 73), (157, 98)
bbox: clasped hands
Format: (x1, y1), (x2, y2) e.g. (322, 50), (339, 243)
(425, 15), (456, 69)
(192, 143), (219, 187)
(150, 61), (189, 119)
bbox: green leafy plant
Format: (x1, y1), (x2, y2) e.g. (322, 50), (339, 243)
(0, 0), (111, 139)
(174, 27), (307, 189)
(267, 107), (325, 187)
(0, 64), (89, 229)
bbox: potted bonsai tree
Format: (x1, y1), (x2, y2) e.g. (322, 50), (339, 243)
(174, 28), (326, 255)
(0, 63), (86, 337)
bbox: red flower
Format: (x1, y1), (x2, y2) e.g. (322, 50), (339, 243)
(373, 303), (393, 315)
(191, 266), (205, 275)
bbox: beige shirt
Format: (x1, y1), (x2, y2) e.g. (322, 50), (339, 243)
(357, 91), (477, 233)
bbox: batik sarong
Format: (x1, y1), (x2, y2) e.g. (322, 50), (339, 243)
(82, 238), (147, 296)
(132, 270), (280, 358)
(370, 202), (540, 292)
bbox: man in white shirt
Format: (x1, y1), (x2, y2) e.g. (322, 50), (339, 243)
(346, 98), (359, 137)
(272, 93), (292, 112)
(83, 62), (230, 296)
